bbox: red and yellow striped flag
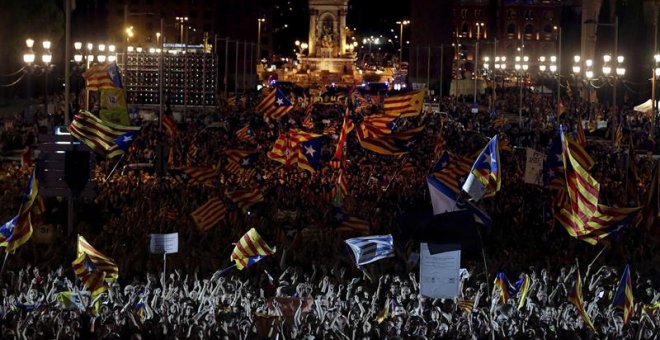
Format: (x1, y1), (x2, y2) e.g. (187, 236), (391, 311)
(191, 197), (226, 232)
(383, 90), (424, 117)
(576, 119), (587, 147)
(225, 188), (264, 212)
(82, 63), (115, 89)
(255, 88), (293, 120)
(230, 228), (276, 270)
(72, 235), (118, 295)
(614, 125), (623, 149)
(568, 270), (596, 332)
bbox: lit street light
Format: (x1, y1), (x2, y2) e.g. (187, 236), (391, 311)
(23, 38), (53, 116)
(257, 18), (266, 61)
(395, 20), (409, 65)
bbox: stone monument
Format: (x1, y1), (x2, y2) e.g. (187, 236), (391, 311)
(296, 0), (358, 85)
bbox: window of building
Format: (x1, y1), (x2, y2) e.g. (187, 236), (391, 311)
(524, 24), (534, 35)
(475, 9), (482, 19)
(543, 24), (553, 33)
(462, 22), (469, 35)
(461, 9), (468, 19)
(507, 9), (516, 19)
(544, 11), (553, 21)
(507, 23), (517, 35)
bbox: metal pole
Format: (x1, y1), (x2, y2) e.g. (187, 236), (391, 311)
(44, 72), (48, 115)
(399, 22), (404, 64)
(426, 45), (431, 89)
(159, 17), (164, 133)
(243, 40), (247, 92)
(162, 253), (167, 298)
(440, 44), (444, 97)
(492, 38), (497, 110)
(557, 27), (561, 117)
(653, 5), (658, 139)
(257, 19), (262, 62)
(183, 29), (188, 118)
(474, 25), (480, 105)
(235, 40), (239, 93)
(224, 38), (229, 98)
(613, 16), (618, 110)
(64, 0), (71, 125)
(249, 43), (254, 89)
(124, 4), (128, 70)
(519, 46), (523, 128)
(415, 46), (420, 81)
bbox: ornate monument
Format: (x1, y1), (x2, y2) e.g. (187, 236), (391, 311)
(296, 0), (358, 84)
(262, 0), (366, 86)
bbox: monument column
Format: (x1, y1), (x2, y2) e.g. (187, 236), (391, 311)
(309, 9), (318, 56)
(339, 9), (347, 56)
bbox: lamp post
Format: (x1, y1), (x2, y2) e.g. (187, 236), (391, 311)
(554, 26), (562, 117)
(653, 54), (660, 138)
(176, 16), (189, 44)
(41, 41), (52, 115)
(473, 22), (484, 109)
(257, 18), (265, 62)
(395, 20), (410, 65)
(23, 39), (54, 117)
(514, 51), (528, 127)
(494, 56), (506, 92)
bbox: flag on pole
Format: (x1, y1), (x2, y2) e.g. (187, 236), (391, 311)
(568, 270), (596, 332)
(493, 272), (512, 304)
(72, 235), (118, 295)
(611, 264), (634, 325)
(0, 170), (39, 252)
(99, 87), (130, 125)
(383, 90), (425, 117)
(344, 234), (395, 266)
(191, 197), (226, 231)
(515, 274), (531, 310)
(82, 63), (115, 89)
(230, 228), (276, 270)
(256, 88), (294, 120)
(68, 111), (141, 158)
(462, 135), (501, 201)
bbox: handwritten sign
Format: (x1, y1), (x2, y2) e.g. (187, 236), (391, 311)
(524, 148), (545, 185)
(149, 233), (179, 254)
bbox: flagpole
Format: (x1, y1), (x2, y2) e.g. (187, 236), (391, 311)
(104, 153), (126, 182)
(476, 228), (495, 340)
(0, 252), (10, 282)
(162, 252), (167, 298)
(584, 246), (606, 280)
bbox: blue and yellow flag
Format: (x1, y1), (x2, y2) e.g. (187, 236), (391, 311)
(463, 135), (501, 201)
(0, 170), (38, 252)
(612, 264), (634, 325)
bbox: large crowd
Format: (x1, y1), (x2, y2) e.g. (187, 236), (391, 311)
(0, 86), (659, 338)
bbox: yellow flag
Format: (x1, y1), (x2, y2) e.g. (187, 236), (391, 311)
(100, 87), (129, 125)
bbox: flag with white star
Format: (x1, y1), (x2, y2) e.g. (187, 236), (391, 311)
(114, 131), (138, 152)
(299, 137), (323, 171)
(69, 111), (141, 158)
(255, 87), (294, 120)
(462, 135), (501, 201)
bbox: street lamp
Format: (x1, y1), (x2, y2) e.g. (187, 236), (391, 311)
(257, 18), (265, 61)
(514, 52), (528, 127)
(176, 16), (189, 44)
(395, 20), (410, 65)
(652, 54), (660, 138)
(23, 38), (53, 116)
(473, 22), (485, 110)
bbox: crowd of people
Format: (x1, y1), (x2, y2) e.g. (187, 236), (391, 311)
(0, 86), (659, 338)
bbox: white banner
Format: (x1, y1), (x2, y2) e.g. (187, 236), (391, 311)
(149, 233), (179, 254)
(420, 243), (460, 299)
(524, 148), (545, 185)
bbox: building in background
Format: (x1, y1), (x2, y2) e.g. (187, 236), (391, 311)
(409, 0), (456, 97)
